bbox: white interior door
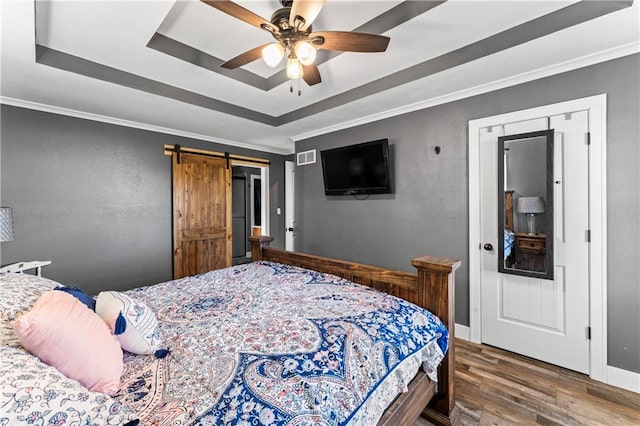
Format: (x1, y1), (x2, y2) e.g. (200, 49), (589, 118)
(285, 161), (295, 251)
(480, 111), (591, 374)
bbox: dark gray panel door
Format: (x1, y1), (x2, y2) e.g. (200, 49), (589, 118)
(232, 177), (246, 258)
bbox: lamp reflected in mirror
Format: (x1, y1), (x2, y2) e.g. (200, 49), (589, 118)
(518, 196), (545, 234)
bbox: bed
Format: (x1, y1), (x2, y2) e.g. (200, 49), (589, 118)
(0, 240), (460, 425)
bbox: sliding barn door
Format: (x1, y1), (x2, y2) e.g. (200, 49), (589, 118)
(173, 153), (232, 279)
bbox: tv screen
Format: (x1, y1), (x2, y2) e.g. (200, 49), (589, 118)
(321, 139), (392, 195)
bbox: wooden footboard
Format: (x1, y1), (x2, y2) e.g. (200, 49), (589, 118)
(249, 236), (461, 425)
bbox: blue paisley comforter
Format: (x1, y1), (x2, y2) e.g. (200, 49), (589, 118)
(116, 261), (448, 425)
(1, 262), (447, 425)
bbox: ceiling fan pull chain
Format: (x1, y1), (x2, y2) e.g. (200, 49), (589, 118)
(290, 80), (293, 93)
(298, 79), (301, 96)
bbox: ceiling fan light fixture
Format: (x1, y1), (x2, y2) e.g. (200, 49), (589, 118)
(286, 56), (303, 79)
(294, 40), (317, 66)
(207, 0), (390, 90)
(262, 43), (285, 67)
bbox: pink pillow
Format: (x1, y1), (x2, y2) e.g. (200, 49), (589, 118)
(13, 290), (123, 395)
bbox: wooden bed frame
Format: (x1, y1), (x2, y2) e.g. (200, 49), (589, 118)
(249, 236), (461, 426)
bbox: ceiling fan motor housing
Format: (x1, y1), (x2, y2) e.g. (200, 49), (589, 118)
(270, 7), (312, 46)
(270, 8), (292, 31)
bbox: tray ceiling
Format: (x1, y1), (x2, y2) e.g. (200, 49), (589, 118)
(1, 1), (638, 154)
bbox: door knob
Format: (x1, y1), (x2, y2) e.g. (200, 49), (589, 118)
(287, 227), (294, 232)
(483, 243), (494, 251)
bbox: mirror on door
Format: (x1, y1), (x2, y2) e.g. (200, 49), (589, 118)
(498, 130), (554, 280)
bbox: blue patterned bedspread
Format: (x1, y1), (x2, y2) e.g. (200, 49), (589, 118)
(504, 229), (516, 259)
(116, 261), (448, 425)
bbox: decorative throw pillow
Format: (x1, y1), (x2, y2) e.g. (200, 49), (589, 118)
(95, 291), (161, 355)
(0, 274), (60, 320)
(54, 286), (96, 310)
(13, 290), (123, 395)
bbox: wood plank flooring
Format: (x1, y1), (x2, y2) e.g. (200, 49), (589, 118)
(416, 339), (640, 425)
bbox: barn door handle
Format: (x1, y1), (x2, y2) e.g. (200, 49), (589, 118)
(483, 243), (494, 251)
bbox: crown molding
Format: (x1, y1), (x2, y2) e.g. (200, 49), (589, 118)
(0, 97), (294, 156)
(292, 42), (639, 142)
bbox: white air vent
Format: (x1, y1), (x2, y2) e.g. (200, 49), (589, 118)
(296, 149), (316, 166)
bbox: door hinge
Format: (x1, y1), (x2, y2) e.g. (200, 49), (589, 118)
(587, 326), (591, 340)
(586, 132), (591, 145)
(586, 229), (591, 242)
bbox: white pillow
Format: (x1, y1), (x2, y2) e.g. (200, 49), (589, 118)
(95, 291), (161, 355)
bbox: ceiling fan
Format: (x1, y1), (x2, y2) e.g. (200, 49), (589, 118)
(201, 0), (390, 92)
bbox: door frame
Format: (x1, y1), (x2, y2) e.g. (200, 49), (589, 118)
(259, 166), (269, 237)
(248, 171), (267, 255)
(468, 94), (607, 382)
(285, 160), (295, 251)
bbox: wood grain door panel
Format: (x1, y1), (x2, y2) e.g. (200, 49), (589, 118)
(173, 153), (231, 278)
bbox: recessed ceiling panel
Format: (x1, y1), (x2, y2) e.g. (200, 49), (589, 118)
(2, 0), (637, 153)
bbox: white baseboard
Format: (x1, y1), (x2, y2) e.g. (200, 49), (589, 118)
(607, 366), (640, 393)
(454, 323), (470, 341)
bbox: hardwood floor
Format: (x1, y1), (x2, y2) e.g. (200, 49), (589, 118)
(416, 339), (640, 425)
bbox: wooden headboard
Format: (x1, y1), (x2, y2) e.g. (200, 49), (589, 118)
(505, 190), (515, 231)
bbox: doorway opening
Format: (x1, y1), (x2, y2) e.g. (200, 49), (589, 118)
(232, 165), (265, 265)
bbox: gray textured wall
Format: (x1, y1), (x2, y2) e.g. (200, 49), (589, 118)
(0, 105), (286, 293)
(295, 53), (639, 373)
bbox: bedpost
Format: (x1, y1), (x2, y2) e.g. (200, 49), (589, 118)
(248, 235), (274, 261)
(411, 255), (461, 426)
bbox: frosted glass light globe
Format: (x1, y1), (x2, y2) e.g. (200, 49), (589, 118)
(262, 43), (285, 67)
(294, 41), (317, 66)
(286, 57), (303, 79)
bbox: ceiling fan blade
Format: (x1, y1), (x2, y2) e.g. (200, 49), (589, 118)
(302, 63), (321, 86)
(201, 0), (276, 33)
(310, 31), (390, 52)
(221, 44), (271, 69)
(289, 0), (326, 31)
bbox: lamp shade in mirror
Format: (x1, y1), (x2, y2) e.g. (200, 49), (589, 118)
(517, 197), (545, 214)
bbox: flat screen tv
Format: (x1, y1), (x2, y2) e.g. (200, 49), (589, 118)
(321, 139), (392, 195)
